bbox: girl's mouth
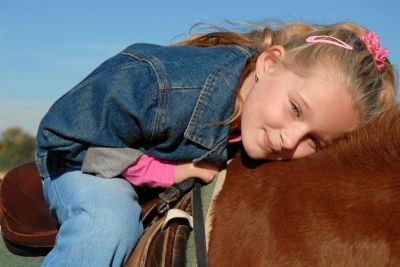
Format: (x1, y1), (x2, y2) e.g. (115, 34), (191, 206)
(264, 131), (280, 154)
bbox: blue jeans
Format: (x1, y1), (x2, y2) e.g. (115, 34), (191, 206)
(41, 169), (143, 267)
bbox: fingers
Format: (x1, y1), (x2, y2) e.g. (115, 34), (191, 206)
(193, 162), (219, 183)
(174, 161), (219, 184)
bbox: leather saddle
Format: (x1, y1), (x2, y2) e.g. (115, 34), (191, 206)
(0, 162), (58, 255)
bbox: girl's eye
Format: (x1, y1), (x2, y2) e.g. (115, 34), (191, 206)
(309, 135), (321, 151)
(290, 102), (301, 117)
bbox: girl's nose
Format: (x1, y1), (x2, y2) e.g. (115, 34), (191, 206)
(280, 124), (309, 151)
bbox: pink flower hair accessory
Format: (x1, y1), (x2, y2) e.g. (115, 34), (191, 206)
(360, 32), (388, 71)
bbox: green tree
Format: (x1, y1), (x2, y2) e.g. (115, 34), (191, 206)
(0, 127), (36, 172)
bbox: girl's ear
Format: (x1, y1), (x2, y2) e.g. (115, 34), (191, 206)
(255, 45), (285, 77)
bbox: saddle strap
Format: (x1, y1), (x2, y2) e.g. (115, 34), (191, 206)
(156, 179), (196, 214)
(193, 181), (208, 267)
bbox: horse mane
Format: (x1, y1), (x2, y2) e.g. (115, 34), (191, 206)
(324, 105), (400, 166)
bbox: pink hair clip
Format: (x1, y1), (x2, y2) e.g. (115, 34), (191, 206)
(306, 35), (353, 50)
(360, 32), (388, 71)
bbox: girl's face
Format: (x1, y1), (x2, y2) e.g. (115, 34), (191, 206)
(240, 49), (359, 160)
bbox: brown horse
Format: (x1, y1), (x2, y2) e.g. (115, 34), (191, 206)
(1, 107), (400, 266)
(208, 107), (400, 266)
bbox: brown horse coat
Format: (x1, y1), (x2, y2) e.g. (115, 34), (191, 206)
(208, 107), (400, 266)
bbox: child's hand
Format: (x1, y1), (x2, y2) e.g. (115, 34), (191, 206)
(174, 161), (219, 184)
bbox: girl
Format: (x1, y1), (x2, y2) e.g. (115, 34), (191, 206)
(36, 21), (397, 266)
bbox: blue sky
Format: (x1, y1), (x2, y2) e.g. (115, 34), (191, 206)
(1, 0), (399, 135)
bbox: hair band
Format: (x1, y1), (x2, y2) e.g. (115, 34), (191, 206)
(306, 35), (353, 50)
(360, 32), (387, 71)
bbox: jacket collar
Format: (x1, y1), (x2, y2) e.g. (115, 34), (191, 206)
(184, 46), (254, 150)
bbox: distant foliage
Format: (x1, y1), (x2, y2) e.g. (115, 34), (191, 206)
(0, 127), (36, 172)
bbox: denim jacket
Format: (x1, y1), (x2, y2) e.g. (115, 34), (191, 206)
(36, 43), (255, 178)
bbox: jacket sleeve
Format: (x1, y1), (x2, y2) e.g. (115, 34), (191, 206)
(82, 147), (175, 188)
(121, 154), (175, 188)
(82, 146), (144, 178)
(36, 53), (160, 175)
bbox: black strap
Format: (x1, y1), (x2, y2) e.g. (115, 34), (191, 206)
(193, 180), (208, 267)
(156, 178), (196, 214)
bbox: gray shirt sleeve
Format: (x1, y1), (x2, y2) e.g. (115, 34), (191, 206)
(82, 147), (144, 178)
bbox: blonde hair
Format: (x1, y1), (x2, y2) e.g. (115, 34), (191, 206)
(175, 21), (398, 127)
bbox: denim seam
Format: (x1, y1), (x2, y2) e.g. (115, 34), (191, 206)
(168, 86), (201, 90)
(122, 51), (169, 141)
(50, 177), (68, 212)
